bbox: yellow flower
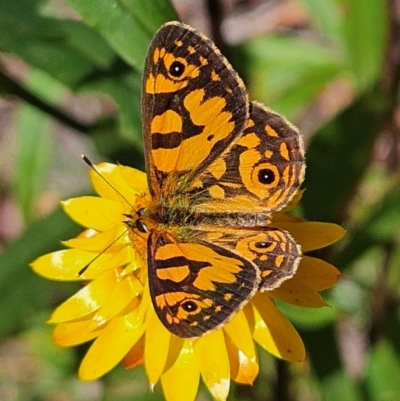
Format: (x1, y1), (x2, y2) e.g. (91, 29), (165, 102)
(31, 162), (344, 401)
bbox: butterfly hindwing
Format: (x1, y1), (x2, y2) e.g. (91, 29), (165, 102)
(197, 226), (302, 291)
(142, 22), (249, 199)
(147, 231), (260, 338)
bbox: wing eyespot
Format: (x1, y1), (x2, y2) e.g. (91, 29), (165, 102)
(169, 60), (186, 78)
(258, 168), (276, 185)
(250, 163), (280, 190)
(181, 300), (199, 312)
(255, 241), (272, 249)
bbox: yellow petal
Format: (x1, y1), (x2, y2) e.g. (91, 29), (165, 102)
(63, 225), (129, 252)
(87, 245), (134, 273)
(78, 245), (136, 279)
(145, 306), (172, 386)
(269, 280), (326, 307)
(53, 320), (102, 346)
(119, 164), (148, 193)
(224, 310), (256, 359)
(88, 275), (142, 329)
(294, 256), (341, 290)
(194, 330), (230, 401)
(32, 249), (93, 280)
(161, 340), (200, 401)
(125, 259), (144, 275)
(252, 294), (305, 362)
(32, 249), (123, 280)
(122, 334), (145, 369)
(91, 163), (148, 202)
(243, 303), (255, 331)
(269, 256), (340, 307)
(79, 308), (145, 380)
(272, 213), (302, 223)
(270, 222), (346, 251)
(62, 196), (126, 232)
(137, 281), (151, 322)
(224, 332), (259, 384)
(90, 162), (136, 202)
(49, 269), (122, 323)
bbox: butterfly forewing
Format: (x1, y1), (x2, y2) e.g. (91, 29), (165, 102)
(147, 231), (260, 338)
(190, 102), (305, 217)
(142, 22), (249, 199)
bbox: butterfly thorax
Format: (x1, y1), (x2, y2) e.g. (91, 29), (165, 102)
(145, 175), (273, 228)
(144, 202), (273, 233)
(143, 191), (199, 230)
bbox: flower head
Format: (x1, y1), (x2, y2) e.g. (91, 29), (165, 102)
(32, 162), (344, 401)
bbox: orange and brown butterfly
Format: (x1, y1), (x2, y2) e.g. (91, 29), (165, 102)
(133, 21), (305, 338)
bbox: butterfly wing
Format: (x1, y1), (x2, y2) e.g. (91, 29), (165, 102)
(191, 102), (305, 217)
(147, 230), (260, 338)
(142, 21), (248, 199)
(197, 226), (302, 291)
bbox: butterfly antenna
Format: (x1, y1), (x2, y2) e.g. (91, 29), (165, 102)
(81, 154), (135, 209)
(77, 225), (131, 276)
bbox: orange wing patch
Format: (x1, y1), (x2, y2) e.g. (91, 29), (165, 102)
(150, 110), (182, 134)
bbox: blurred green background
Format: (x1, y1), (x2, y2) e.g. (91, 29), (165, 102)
(0, 0), (399, 400)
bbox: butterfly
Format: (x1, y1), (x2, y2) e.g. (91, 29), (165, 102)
(135, 21), (305, 338)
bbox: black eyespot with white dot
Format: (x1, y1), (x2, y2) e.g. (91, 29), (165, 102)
(169, 61), (185, 78)
(258, 168), (275, 185)
(181, 301), (198, 313)
(255, 241), (272, 249)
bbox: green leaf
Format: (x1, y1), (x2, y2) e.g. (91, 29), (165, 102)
(24, 68), (69, 107)
(336, 183), (400, 268)
(301, 324), (342, 379)
(0, 207), (81, 338)
(65, 0), (178, 70)
(14, 104), (54, 224)
(320, 371), (363, 401)
(302, 94), (381, 222)
(365, 340), (400, 401)
(277, 300), (338, 329)
(0, 1), (114, 87)
(82, 71), (143, 147)
(118, 0), (179, 33)
(301, 325), (362, 401)
(341, 0), (388, 91)
(0, 0), (91, 83)
(297, 0), (344, 43)
(237, 35), (343, 119)
(61, 19), (117, 70)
